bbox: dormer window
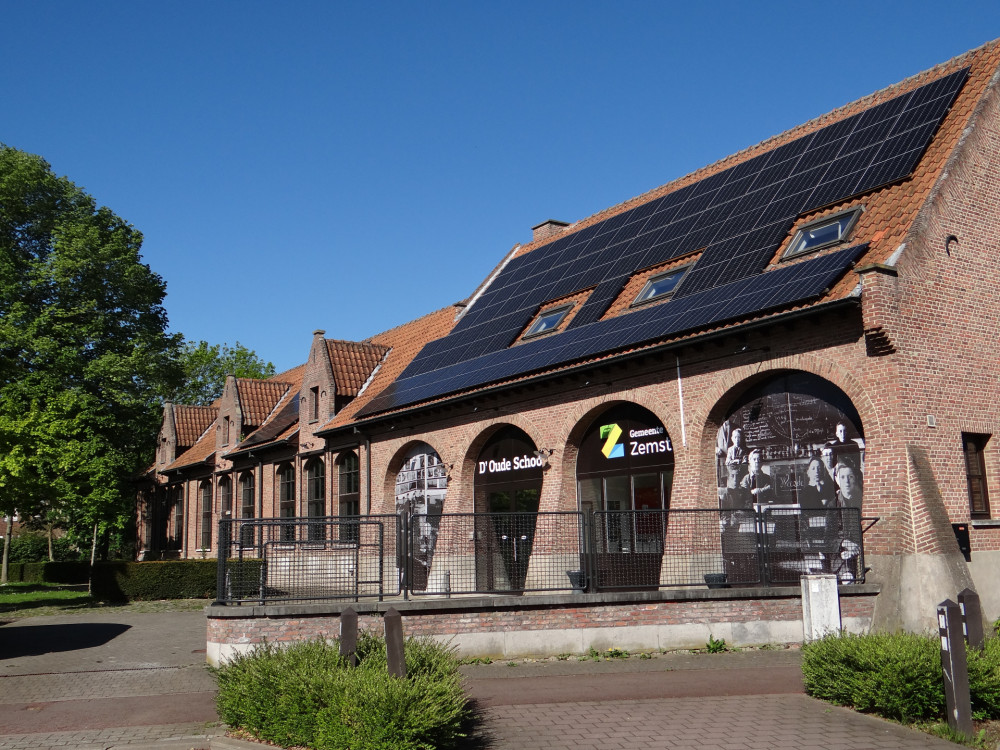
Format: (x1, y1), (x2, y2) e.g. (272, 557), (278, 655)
(522, 304), (574, 340)
(784, 208), (862, 259)
(632, 265), (690, 307)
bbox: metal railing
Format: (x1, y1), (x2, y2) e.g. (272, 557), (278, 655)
(215, 507), (865, 604)
(405, 511), (585, 596)
(216, 515), (401, 604)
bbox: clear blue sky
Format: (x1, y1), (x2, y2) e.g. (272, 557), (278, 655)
(4, 1), (1000, 372)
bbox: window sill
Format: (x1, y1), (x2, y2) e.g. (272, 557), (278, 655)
(970, 519), (1000, 528)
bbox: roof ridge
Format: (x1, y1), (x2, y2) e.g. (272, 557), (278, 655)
(325, 337), (390, 349)
(236, 375), (292, 387)
(516, 37), (1000, 259)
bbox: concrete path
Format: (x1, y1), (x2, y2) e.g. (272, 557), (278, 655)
(0, 610), (957, 750)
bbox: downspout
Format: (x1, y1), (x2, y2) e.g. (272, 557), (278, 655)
(256, 458), (263, 549)
(182, 481), (188, 559)
(365, 434), (372, 515)
(675, 355), (687, 448)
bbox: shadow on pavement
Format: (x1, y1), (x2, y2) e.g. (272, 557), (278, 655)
(0, 622), (131, 658)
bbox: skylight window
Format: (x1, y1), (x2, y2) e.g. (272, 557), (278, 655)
(784, 208), (862, 259)
(632, 266), (689, 307)
(522, 304), (574, 339)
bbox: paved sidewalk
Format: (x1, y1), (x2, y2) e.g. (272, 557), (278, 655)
(0, 611), (221, 749)
(0, 610), (958, 750)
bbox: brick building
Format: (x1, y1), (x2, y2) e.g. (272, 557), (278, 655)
(140, 40), (1000, 657)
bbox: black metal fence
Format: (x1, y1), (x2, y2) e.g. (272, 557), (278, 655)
(216, 515), (401, 604)
(215, 507), (865, 604)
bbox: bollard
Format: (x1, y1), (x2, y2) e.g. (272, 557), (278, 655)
(957, 588), (985, 650)
(938, 598), (974, 738)
(385, 606), (407, 678)
(340, 606), (358, 667)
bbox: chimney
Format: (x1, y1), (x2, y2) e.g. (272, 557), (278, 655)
(532, 220), (569, 243)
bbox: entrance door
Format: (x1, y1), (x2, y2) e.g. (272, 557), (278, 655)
(474, 426), (544, 593)
(484, 488), (540, 591)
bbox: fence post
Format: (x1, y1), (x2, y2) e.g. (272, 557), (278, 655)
(340, 606), (358, 667)
(755, 506), (769, 586)
(938, 598), (974, 738)
(585, 510), (597, 593)
(401, 510), (410, 600)
(377, 520), (385, 602)
(215, 519), (230, 603)
(385, 606), (406, 678)
(957, 588), (985, 650)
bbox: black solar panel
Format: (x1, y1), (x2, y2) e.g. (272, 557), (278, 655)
(361, 244), (868, 415)
(359, 68), (968, 416)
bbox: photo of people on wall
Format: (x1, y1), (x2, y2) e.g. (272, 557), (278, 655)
(715, 374), (865, 583)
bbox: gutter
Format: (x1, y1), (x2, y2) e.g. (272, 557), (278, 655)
(321, 295), (862, 437)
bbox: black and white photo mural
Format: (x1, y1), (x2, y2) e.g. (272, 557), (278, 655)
(394, 443), (448, 591)
(715, 373), (865, 584)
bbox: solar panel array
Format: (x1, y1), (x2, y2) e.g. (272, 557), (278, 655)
(360, 68), (968, 416)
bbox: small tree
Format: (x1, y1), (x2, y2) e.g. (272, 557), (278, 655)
(170, 340), (276, 406)
(0, 145), (182, 580)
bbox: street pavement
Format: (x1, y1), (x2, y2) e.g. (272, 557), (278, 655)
(0, 610), (959, 750)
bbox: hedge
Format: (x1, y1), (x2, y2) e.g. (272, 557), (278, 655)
(3, 561), (91, 584)
(90, 560), (222, 601)
(802, 631), (1000, 722)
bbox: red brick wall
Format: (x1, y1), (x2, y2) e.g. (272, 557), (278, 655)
(206, 592), (877, 647)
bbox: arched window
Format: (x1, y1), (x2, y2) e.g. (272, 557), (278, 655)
(277, 463), (296, 541)
(218, 476), (232, 518)
(199, 480), (213, 550)
(238, 472), (255, 548)
(168, 485), (184, 551)
(239, 473), (255, 519)
(306, 458), (326, 540)
(577, 403), (674, 562)
(338, 452), (360, 542)
(715, 371), (865, 585)
(394, 443), (448, 591)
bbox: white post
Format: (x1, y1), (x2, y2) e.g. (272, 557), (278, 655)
(801, 573), (841, 641)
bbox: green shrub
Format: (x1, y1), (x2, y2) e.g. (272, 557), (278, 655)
(90, 560), (223, 601)
(3, 561), (90, 584)
(802, 631), (1000, 722)
(216, 632), (472, 750)
(967, 636), (1000, 719)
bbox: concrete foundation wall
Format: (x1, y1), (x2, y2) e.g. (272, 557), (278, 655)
(205, 586), (878, 666)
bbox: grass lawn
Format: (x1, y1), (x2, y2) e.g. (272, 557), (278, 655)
(0, 582), (209, 618)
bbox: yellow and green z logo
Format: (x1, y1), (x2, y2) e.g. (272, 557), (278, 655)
(599, 423), (624, 458)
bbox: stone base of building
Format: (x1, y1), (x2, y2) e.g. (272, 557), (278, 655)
(204, 585), (880, 667)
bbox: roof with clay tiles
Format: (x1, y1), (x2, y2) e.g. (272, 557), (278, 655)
(172, 404), (217, 449)
(325, 339), (391, 397)
(236, 378), (292, 427)
(165, 365), (304, 470)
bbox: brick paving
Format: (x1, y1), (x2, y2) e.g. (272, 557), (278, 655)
(0, 611), (958, 750)
(477, 695), (956, 750)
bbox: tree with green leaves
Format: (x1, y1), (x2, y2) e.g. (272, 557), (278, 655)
(170, 340), (276, 406)
(0, 145), (182, 580)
